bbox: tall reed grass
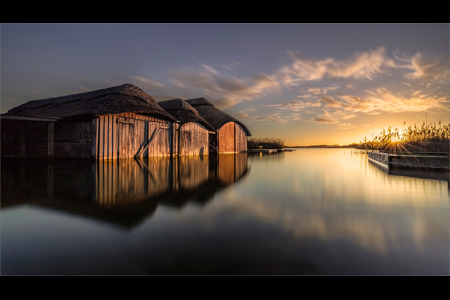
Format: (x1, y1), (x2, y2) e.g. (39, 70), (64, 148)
(248, 137), (285, 149)
(357, 121), (450, 154)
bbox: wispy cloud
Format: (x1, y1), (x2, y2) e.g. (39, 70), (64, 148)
(235, 111), (291, 123)
(393, 51), (450, 81)
(363, 87), (449, 113)
(407, 53), (450, 81)
(310, 110), (338, 124)
(129, 76), (166, 91)
(265, 85), (448, 127)
(326, 47), (395, 80)
(266, 100), (308, 111)
(337, 122), (354, 129)
(310, 117), (338, 124)
(275, 47), (396, 86)
(222, 60), (241, 71)
(170, 64), (280, 109)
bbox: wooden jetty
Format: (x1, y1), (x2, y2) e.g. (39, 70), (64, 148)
(246, 148), (295, 153)
(368, 151), (449, 171)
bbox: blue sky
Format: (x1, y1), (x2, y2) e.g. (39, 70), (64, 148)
(2, 23), (449, 145)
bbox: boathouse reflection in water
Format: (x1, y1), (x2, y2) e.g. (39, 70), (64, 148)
(1, 153), (249, 228)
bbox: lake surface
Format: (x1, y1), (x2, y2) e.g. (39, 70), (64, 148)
(1, 149), (449, 275)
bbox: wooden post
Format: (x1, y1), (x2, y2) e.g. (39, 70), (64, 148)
(144, 121), (149, 158)
(92, 118), (98, 159)
(99, 116), (104, 160)
(169, 122), (173, 157)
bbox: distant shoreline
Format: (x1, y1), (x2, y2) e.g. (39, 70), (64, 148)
(286, 145), (358, 148)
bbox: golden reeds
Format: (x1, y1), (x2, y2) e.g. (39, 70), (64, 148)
(248, 137), (285, 149)
(357, 121), (450, 154)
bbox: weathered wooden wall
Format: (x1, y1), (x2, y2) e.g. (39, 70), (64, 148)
(172, 122), (180, 158)
(178, 122), (209, 156)
(235, 123), (248, 152)
(1, 119), (54, 158)
(2, 113), (249, 159)
(54, 121), (93, 159)
(217, 122), (248, 153)
(218, 122), (235, 153)
(95, 113), (173, 160)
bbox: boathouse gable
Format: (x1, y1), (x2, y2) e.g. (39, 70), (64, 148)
(158, 98), (215, 156)
(185, 98), (251, 153)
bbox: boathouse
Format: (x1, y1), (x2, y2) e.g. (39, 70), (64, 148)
(158, 98), (215, 156)
(185, 98), (251, 153)
(1, 84), (178, 159)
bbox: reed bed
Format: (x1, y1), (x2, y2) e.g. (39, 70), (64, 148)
(356, 121), (450, 155)
(248, 137), (285, 149)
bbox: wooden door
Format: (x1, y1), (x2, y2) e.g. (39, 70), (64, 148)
(218, 122), (235, 153)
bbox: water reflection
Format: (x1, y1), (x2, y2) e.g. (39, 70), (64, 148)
(1, 153), (249, 229)
(2, 149), (448, 275)
(224, 149), (449, 272)
(247, 151), (285, 163)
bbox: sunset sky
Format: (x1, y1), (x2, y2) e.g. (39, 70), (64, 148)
(2, 23), (449, 146)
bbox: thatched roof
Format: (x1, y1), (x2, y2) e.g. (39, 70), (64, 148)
(158, 99), (215, 131)
(4, 83), (177, 122)
(185, 98), (251, 136)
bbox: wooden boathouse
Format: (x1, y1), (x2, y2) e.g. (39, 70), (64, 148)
(158, 99), (215, 156)
(185, 98), (251, 153)
(1, 84), (178, 159)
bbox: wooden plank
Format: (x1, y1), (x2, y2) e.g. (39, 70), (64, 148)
(92, 118), (98, 159)
(121, 121), (126, 158)
(98, 116), (103, 159)
(109, 115), (114, 159)
(130, 120), (135, 157)
(135, 127), (161, 158)
(234, 122), (236, 153)
(121, 121), (126, 159)
(106, 115), (110, 160)
(103, 116), (107, 159)
(47, 122), (54, 157)
(118, 120), (135, 125)
(142, 121), (148, 158)
(111, 115), (116, 160)
(116, 116), (121, 159)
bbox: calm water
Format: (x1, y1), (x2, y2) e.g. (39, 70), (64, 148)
(1, 149), (449, 275)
